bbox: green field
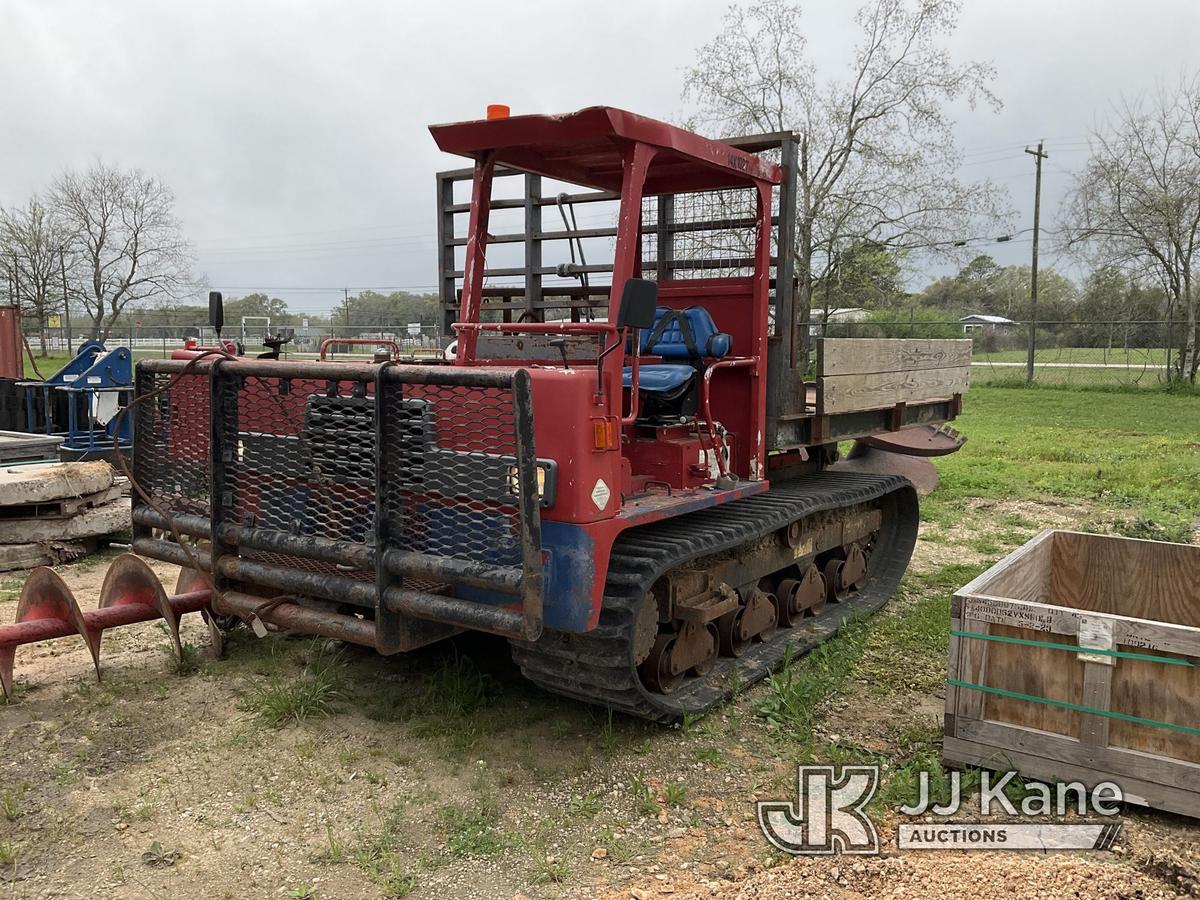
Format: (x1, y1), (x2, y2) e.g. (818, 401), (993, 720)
(932, 384), (1200, 541)
(974, 346), (1171, 365)
(20, 348), (166, 379)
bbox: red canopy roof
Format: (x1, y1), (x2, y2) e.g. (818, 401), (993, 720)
(429, 106), (781, 194)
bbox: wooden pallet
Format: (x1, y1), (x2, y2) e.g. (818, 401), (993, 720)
(945, 530), (1200, 818)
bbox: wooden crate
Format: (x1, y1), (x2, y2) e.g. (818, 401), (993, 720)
(944, 529), (1200, 818)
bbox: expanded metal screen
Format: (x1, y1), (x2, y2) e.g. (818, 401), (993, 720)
(378, 380), (523, 568)
(132, 360), (540, 614)
(216, 372), (378, 584)
(133, 368), (211, 519)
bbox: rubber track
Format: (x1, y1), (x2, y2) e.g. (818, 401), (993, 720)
(510, 471), (919, 722)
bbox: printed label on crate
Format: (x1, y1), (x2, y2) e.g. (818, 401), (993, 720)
(1078, 615), (1115, 665)
(962, 596), (1056, 632)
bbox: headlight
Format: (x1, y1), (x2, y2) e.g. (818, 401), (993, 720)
(506, 459), (557, 507)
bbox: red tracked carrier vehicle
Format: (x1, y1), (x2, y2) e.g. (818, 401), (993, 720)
(0, 107), (969, 720)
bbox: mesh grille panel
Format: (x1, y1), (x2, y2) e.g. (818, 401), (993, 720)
(379, 382), (523, 567)
(133, 361), (535, 610)
(219, 375), (377, 582)
(134, 368), (211, 519)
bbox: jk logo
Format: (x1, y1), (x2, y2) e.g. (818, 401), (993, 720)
(757, 765), (880, 855)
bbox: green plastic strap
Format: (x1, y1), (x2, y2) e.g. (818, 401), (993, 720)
(951, 629), (1198, 669)
(947, 678), (1200, 736)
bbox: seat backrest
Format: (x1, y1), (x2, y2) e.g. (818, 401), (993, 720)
(640, 306), (732, 359)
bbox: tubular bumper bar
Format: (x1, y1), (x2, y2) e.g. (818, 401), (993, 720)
(133, 359), (544, 649)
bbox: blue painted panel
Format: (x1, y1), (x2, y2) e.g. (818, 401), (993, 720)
(455, 519), (596, 633)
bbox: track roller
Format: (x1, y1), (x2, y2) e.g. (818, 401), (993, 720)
(639, 620), (718, 694)
(825, 543), (870, 601)
(510, 472), (920, 722)
(716, 587), (778, 657)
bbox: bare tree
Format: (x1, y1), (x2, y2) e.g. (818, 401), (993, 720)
(0, 197), (67, 357)
(1060, 76), (1200, 382)
(51, 163), (192, 340)
(684, 0), (1009, 323)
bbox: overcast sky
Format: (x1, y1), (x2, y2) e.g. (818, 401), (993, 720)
(3, 0), (1198, 314)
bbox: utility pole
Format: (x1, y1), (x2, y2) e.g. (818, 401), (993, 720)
(1024, 140), (1048, 384)
(343, 287), (350, 334)
(59, 248), (73, 354)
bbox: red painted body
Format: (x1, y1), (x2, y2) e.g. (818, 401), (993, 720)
(430, 107), (782, 626)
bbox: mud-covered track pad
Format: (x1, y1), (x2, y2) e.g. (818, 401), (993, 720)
(510, 471), (918, 722)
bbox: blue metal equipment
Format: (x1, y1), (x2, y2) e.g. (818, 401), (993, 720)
(18, 341), (134, 462)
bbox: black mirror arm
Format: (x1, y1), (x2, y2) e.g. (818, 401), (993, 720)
(595, 326), (634, 401)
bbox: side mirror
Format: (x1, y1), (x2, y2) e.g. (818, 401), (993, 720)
(616, 279), (657, 330)
(208, 291), (225, 338)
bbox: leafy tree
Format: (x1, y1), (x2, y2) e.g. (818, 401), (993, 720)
(684, 0), (1009, 339)
(918, 254), (1076, 321)
(335, 291), (439, 331)
(826, 305), (961, 339)
(224, 293), (291, 324)
(813, 242), (907, 313)
(920, 254), (1002, 313)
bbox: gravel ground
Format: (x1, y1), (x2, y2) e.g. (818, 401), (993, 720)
(1, 498), (1198, 899)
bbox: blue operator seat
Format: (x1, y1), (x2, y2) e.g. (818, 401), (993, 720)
(622, 306), (732, 404)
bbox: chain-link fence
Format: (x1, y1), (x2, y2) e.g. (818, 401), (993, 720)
(21, 315), (1196, 389)
(820, 317), (1192, 388)
(20, 322), (447, 365)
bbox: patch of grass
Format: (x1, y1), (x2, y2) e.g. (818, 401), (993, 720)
(382, 872), (417, 898)
(317, 824), (346, 864)
(754, 618), (873, 742)
(52, 763), (81, 787)
(1, 786), (24, 822)
(629, 775), (660, 817)
(1111, 515), (1196, 544)
(285, 886), (317, 900)
(438, 796), (507, 858)
(352, 803), (417, 896)
(856, 565), (988, 697)
(365, 652), (497, 755)
(158, 625), (205, 676)
(242, 640), (343, 727)
(568, 791), (603, 819)
(530, 851), (570, 885)
(0, 841), (15, 866)
(664, 782), (688, 808)
(599, 828), (633, 863)
(598, 709), (620, 756)
(115, 794), (156, 823)
(937, 386), (1200, 541)
(693, 746), (726, 766)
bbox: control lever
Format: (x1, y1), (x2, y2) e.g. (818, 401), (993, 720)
(548, 336), (570, 370)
